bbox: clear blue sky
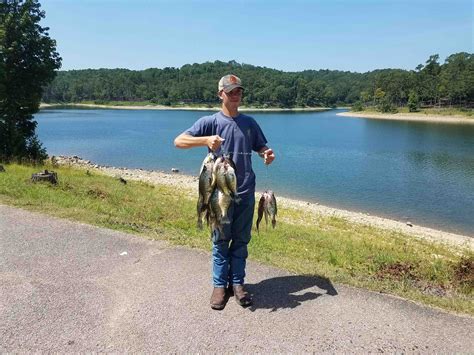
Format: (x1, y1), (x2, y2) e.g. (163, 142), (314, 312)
(40, 0), (473, 73)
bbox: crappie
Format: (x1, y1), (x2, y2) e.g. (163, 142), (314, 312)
(224, 164), (238, 199)
(197, 153), (216, 229)
(212, 155), (241, 203)
(209, 186), (232, 227)
(222, 156), (241, 203)
(256, 190), (277, 232)
(212, 156), (231, 195)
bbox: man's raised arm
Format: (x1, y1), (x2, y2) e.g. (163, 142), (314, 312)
(174, 133), (225, 151)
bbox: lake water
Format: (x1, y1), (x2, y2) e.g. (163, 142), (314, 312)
(35, 108), (474, 236)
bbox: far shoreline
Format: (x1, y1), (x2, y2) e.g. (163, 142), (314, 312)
(40, 102), (332, 113)
(52, 155), (473, 250)
(337, 111), (474, 124)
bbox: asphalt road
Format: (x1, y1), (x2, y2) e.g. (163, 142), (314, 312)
(0, 204), (472, 352)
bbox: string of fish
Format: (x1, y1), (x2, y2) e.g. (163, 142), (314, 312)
(213, 150), (276, 232)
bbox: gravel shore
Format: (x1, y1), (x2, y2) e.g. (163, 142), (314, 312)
(337, 111), (474, 124)
(52, 155), (473, 250)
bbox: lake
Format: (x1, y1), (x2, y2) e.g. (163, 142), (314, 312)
(35, 108), (474, 236)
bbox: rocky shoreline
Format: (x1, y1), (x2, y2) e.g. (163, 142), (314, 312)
(52, 155), (473, 250)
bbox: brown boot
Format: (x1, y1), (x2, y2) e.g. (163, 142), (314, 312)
(233, 285), (252, 307)
(210, 287), (227, 310)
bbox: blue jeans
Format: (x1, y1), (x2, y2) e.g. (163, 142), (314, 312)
(211, 195), (255, 287)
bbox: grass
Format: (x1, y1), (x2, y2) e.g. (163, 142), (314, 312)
(1, 163), (473, 315)
(416, 107), (474, 117)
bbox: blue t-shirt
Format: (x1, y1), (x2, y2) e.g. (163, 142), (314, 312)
(185, 111), (268, 198)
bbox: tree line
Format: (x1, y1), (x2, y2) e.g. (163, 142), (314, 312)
(42, 53), (474, 110)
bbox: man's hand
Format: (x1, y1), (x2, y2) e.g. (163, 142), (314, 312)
(207, 135), (225, 151)
(262, 148), (275, 165)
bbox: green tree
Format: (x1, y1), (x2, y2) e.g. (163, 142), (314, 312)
(360, 91), (371, 105)
(439, 52), (473, 105)
(374, 88), (385, 103)
(417, 54), (441, 106)
(407, 91), (419, 112)
(0, 0), (61, 162)
(351, 101), (364, 112)
(378, 98), (398, 113)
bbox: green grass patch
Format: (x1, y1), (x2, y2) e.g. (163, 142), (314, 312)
(0, 163), (472, 315)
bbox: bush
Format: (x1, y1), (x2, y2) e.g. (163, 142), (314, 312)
(352, 101), (364, 112)
(378, 99), (398, 113)
(158, 98), (172, 106)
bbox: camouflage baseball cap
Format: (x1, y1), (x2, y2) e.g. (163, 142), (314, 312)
(218, 74), (244, 93)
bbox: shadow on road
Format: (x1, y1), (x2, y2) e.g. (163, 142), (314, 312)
(246, 275), (338, 312)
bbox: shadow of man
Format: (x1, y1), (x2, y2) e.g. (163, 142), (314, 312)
(246, 275), (338, 312)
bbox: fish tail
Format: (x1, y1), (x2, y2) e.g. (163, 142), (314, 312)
(256, 194), (265, 233)
(205, 209), (211, 227)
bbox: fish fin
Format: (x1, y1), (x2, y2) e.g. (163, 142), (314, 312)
(205, 208), (211, 227)
(196, 197), (203, 229)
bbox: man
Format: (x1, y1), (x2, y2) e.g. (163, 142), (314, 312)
(174, 74), (275, 310)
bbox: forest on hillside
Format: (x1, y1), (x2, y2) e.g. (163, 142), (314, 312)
(42, 52), (473, 110)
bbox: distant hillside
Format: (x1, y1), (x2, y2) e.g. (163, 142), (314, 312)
(42, 53), (473, 109)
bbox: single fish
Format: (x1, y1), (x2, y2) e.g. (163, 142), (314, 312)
(197, 153), (216, 229)
(224, 163), (240, 201)
(199, 153), (216, 203)
(213, 157), (232, 195)
(221, 155), (241, 204)
(212, 155), (241, 203)
(256, 190), (277, 233)
(209, 186), (232, 227)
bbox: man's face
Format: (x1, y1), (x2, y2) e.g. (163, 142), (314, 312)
(220, 87), (243, 107)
